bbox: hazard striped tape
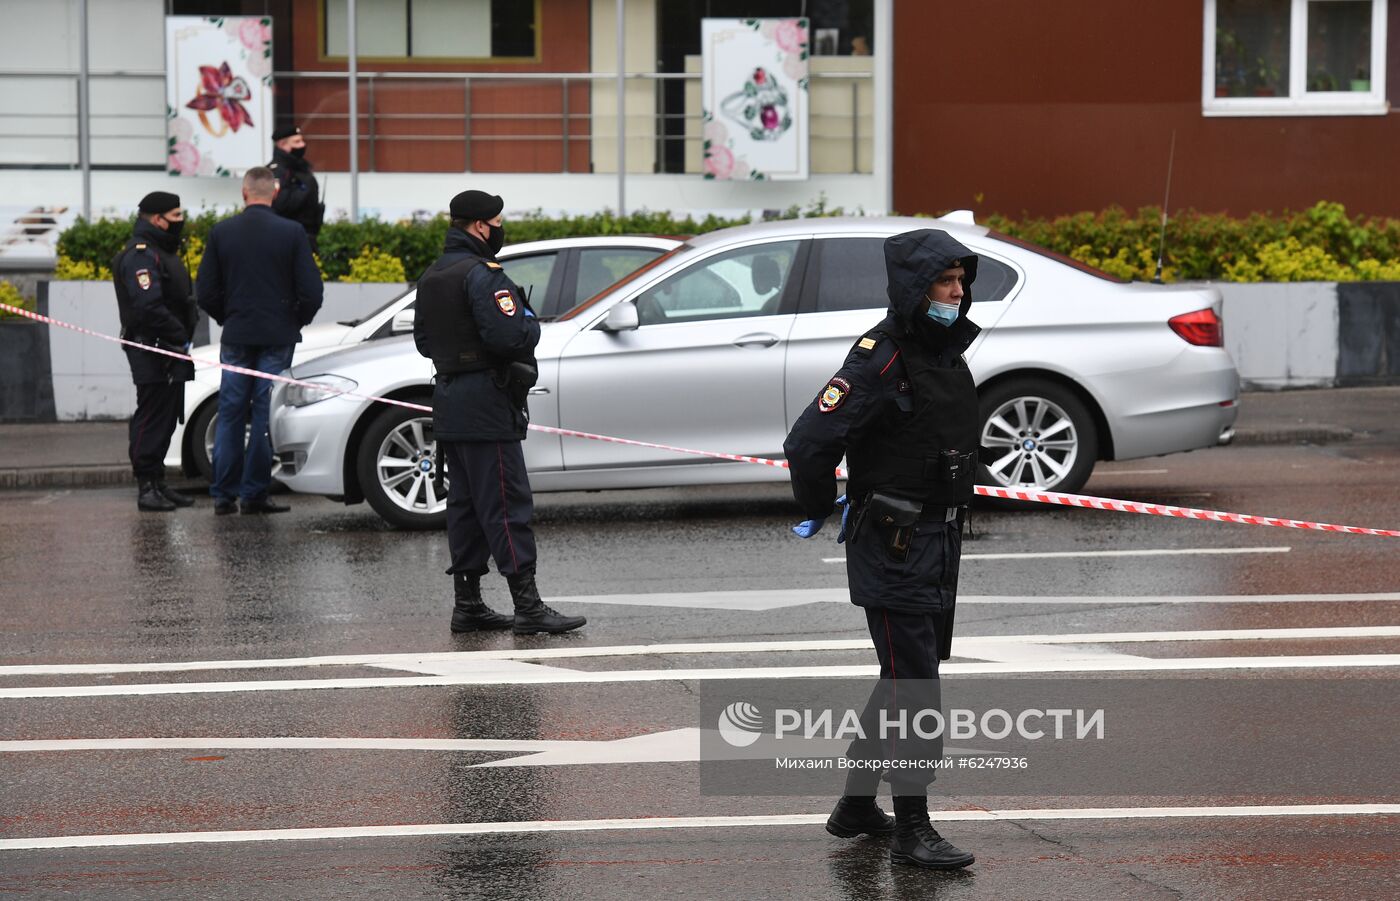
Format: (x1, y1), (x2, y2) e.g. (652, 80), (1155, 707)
(5, 300), (1398, 537)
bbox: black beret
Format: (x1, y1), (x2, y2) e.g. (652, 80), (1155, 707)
(450, 189), (504, 222)
(137, 191), (181, 215)
(271, 125), (302, 142)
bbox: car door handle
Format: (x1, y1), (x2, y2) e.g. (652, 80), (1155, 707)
(733, 333), (779, 348)
(528, 386), (551, 395)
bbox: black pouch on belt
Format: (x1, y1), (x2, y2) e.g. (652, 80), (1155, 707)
(864, 490), (923, 563)
(495, 360), (539, 409)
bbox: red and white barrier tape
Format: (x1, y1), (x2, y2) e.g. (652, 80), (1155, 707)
(6, 300), (1398, 538)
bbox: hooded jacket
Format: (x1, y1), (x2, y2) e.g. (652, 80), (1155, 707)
(782, 228), (982, 614)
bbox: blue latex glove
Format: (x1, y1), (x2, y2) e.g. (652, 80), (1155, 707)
(835, 495), (851, 543)
(522, 306), (536, 319)
(791, 517), (826, 539)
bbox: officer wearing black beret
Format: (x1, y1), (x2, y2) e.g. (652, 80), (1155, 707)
(268, 124), (324, 250)
(112, 191), (198, 511)
(413, 189), (586, 635)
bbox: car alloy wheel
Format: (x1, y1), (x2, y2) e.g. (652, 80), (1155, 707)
(978, 379), (1097, 495)
(190, 399), (282, 483)
(355, 404), (448, 530)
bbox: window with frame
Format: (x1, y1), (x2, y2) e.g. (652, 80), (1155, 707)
(810, 238), (1019, 314)
(324, 0), (536, 59)
(1204, 0), (1387, 115)
(634, 241), (800, 326)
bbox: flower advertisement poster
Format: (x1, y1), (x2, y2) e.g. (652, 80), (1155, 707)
(164, 16), (274, 177)
(701, 18), (809, 181)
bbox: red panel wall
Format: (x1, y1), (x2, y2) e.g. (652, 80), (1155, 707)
(282, 0), (592, 173)
(892, 0), (1400, 218)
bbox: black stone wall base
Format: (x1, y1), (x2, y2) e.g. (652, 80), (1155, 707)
(1337, 283), (1400, 385)
(0, 282), (57, 422)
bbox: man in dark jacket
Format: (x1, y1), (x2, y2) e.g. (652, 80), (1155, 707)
(268, 125), (324, 251)
(783, 228), (981, 871)
(413, 189), (585, 636)
(197, 166), (323, 515)
(112, 191), (198, 512)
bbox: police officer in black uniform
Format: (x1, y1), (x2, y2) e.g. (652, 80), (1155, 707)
(268, 125), (324, 251)
(112, 191), (198, 512)
(413, 189), (586, 635)
(783, 228), (981, 870)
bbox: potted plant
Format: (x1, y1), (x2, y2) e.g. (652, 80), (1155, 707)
(1351, 66), (1371, 92)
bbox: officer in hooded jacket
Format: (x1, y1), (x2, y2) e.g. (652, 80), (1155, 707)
(783, 228), (981, 870)
(413, 189), (586, 636)
(112, 191), (198, 512)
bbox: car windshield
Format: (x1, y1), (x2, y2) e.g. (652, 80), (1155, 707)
(556, 245), (693, 321)
(336, 284), (416, 327)
(986, 230), (1130, 283)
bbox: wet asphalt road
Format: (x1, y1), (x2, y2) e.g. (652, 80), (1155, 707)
(1, 417), (1398, 898)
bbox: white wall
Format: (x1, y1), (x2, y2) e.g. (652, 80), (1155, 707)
(1216, 282), (1339, 389)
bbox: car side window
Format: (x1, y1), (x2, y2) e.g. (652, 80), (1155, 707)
(811, 238), (1019, 312)
(634, 240), (800, 326)
(573, 248), (665, 308)
(500, 253), (559, 312)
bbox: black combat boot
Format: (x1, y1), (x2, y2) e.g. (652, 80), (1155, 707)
(450, 573), (513, 633)
(156, 481), (195, 507)
(506, 568), (586, 635)
(826, 795), (895, 838)
(890, 795), (975, 870)
(137, 480), (177, 512)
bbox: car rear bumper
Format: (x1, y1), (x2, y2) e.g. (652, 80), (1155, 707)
(1107, 351), (1240, 460)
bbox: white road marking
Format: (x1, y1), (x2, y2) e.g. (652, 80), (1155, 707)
(824, 546), (1291, 564)
(3, 625), (1397, 677)
(3, 654), (1398, 698)
(2, 804), (1395, 851)
(1089, 469), (1169, 476)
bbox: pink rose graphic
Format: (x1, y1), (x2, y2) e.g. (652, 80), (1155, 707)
(236, 18), (271, 52)
(703, 119), (729, 144)
(783, 54), (807, 82)
(775, 20), (806, 54)
(169, 141), (201, 175)
(705, 145), (735, 179)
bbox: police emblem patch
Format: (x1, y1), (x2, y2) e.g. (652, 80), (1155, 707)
(135, 269), (152, 291)
(494, 289), (517, 316)
(818, 377), (851, 413)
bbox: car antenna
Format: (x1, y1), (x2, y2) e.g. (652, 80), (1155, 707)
(1152, 130), (1176, 285)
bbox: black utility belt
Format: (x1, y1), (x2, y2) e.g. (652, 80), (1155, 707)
(879, 449), (977, 483)
(851, 490), (964, 562)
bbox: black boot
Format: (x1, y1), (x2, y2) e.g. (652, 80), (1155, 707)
(890, 795), (975, 870)
(506, 568), (585, 635)
(156, 481), (195, 507)
(450, 573), (513, 632)
(826, 795), (895, 838)
(137, 480), (176, 512)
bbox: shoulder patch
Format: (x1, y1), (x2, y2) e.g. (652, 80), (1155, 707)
(494, 289), (517, 316)
(858, 337), (877, 351)
(818, 376), (851, 414)
(134, 243), (147, 251)
(135, 269), (152, 291)
(484, 261), (502, 270)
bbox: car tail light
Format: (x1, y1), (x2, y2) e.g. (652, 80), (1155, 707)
(1168, 308), (1223, 347)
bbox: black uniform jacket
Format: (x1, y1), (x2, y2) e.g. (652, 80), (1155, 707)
(414, 228), (540, 443)
(783, 229), (981, 613)
(196, 204), (323, 346)
(112, 219), (197, 385)
(268, 147), (324, 240)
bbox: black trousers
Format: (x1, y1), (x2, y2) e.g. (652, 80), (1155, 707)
(441, 439), (537, 578)
(843, 608), (945, 796)
(129, 382), (183, 481)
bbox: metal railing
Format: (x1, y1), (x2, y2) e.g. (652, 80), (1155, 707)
(0, 68), (873, 175)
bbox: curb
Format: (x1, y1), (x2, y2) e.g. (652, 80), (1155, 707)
(0, 426), (1355, 492)
(1231, 426), (1354, 446)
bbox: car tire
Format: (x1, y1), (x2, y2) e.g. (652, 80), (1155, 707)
(356, 404), (447, 531)
(977, 378), (1099, 499)
(188, 399), (219, 483)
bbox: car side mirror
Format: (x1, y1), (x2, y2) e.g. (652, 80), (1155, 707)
(601, 301), (639, 332)
(390, 308), (416, 334)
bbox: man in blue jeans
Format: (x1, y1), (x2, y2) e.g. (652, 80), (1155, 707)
(197, 166), (323, 515)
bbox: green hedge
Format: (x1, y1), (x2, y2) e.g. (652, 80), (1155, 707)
(53, 200), (1400, 283)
